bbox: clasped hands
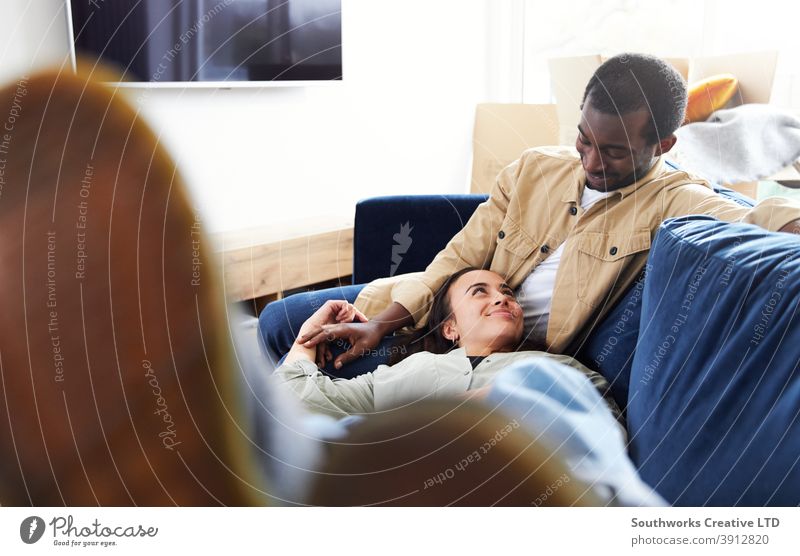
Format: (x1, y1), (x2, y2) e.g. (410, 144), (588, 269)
(295, 300), (382, 369)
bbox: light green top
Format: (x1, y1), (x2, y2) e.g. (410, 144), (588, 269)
(272, 348), (619, 420)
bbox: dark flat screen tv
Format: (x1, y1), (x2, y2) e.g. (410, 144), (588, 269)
(68, 0), (342, 85)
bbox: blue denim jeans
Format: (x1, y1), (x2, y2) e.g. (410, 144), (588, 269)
(258, 284), (398, 378)
(486, 357), (665, 506)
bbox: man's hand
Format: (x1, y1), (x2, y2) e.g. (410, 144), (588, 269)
(779, 218), (800, 235)
(297, 301), (415, 370)
(285, 300), (367, 367)
(298, 320), (385, 370)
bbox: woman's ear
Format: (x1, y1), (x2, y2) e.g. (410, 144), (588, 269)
(442, 319), (459, 342)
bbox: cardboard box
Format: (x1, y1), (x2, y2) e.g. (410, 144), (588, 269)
(548, 55), (602, 146)
(688, 51), (778, 106)
(470, 103), (559, 194)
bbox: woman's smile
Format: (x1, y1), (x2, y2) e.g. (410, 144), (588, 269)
(487, 309), (515, 319)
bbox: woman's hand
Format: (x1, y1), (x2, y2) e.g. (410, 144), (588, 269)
(298, 300), (368, 335)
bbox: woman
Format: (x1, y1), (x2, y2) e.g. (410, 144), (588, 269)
(273, 268), (622, 423)
(274, 268), (668, 505)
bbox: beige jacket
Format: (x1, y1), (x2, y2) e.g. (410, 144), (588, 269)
(272, 348), (616, 419)
(355, 146), (800, 353)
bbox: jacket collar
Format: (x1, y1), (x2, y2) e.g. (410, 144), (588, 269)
(560, 156), (668, 203)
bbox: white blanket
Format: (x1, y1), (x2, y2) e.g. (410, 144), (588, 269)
(672, 103), (800, 183)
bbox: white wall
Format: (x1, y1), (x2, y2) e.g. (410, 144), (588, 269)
(0, 1), (71, 81)
(0, 0), (491, 233)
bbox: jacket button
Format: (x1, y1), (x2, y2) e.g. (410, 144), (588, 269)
(498, 230), (505, 239)
(540, 244), (550, 254)
(609, 246), (618, 256)
(569, 206), (578, 215)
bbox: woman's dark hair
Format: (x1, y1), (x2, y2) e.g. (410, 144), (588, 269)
(388, 267), (543, 364)
(389, 267), (478, 364)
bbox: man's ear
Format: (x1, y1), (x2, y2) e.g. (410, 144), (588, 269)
(657, 134), (678, 156)
(442, 320), (459, 342)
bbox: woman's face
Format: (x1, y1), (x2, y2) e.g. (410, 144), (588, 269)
(442, 270), (524, 356)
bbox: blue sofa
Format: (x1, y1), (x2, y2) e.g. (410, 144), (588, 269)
(260, 185), (800, 505)
(627, 216), (800, 505)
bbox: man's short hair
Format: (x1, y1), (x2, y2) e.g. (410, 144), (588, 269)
(582, 53), (687, 144)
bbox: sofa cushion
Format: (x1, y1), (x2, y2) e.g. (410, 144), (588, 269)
(628, 215), (800, 505)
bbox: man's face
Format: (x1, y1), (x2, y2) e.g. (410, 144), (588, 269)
(576, 99), (659, 192)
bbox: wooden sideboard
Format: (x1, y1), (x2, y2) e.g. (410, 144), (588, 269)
(212, 214), (354, 302)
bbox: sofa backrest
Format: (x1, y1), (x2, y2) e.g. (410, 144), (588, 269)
(353, 194), (487, 283)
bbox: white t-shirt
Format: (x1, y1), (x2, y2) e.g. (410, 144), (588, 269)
(518, 186), (612, 342)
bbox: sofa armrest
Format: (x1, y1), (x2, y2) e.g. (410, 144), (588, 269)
(353, 194), (487, 283)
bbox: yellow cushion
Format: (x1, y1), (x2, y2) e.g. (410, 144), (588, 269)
(684, 74), (738, 124)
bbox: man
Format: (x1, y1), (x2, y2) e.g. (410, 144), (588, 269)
(275, 53), (800, 369)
